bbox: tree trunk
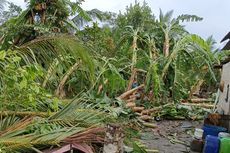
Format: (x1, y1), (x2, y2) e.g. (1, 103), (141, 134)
(163, 34), (170, 57)
(118, 84), (144, 100)
(13, 35), (21, 46)
(55, 61), (80, 99)
(149, 39), (157, 60)
(103, 124), (123, 153)
(126, 69), (137, 91)
(131, 36), (138, 72)
(42, 59), (59, 88)
(41, 10), (46, 24)
(0, 34), (4, 43)
(188, 79), (204, 99)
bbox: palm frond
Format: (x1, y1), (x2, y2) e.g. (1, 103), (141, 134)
(159, 9), (174, 24)
(18, 35), (95, 83)
(72, 9), (115, 27)
(0, 97), (109, 152)
(176, 14), (203, 22)
(0, 115), (20, 131)
(49, 95), (113, 125)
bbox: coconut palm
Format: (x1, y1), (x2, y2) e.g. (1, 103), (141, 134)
(18, 35), (95, 98)
(1, 0), (91, 49)
(0, 96), (113, 152)
(0, 0), (96, 98)
(72, 9), (116, 28)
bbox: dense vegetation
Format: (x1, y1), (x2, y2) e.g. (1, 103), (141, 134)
(0, 0), (229, 152)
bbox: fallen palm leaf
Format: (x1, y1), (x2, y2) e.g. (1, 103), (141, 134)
(0, 111), (51, 117)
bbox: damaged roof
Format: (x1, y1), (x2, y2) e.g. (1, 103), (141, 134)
(213, 32), (230, 69)
(221, 32), (230, 63)
(221, 32), (230, 51)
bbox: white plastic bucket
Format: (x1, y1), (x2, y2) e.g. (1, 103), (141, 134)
(194, 128), (204, 139)
(218, 132), (230, 138)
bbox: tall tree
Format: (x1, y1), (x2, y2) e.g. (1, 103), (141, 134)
(0, 0), (90, 49)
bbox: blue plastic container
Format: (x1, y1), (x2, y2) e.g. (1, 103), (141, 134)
(203, 135), (220, 153)
(202, 124), (227, 138)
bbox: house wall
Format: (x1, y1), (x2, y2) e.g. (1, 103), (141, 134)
(217, 62), (230, 114)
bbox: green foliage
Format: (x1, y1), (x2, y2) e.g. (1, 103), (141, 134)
(0, 50), (59, 111)
(0, 1), (229, 152)
(18, 36), (95, 96)
(77, 22), (116, 57)
(132, 141), (148, 153)
(0, 115), (20, 131)
(92, 57), (127, 97)
(177, 14), (203, 22)
(0, 97), (113, 152)
(73, 8), (116, 27)
(0, 0), (91, 49)
(145, 62), (159, 98)
(160, 34), (219, 101)
(1, 0), (225, 106)
(116, 1), (154, 30)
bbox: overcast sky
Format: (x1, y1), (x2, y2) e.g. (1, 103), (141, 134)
(9, 0), (230, 45)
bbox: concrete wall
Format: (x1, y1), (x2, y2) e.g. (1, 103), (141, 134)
(217, 62), (230, 115)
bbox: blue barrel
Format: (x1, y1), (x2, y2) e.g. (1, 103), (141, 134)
(203, 124), (227, 138)
(203, 135), (220, 153)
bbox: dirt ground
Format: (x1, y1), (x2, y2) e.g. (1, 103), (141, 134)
(140, 120), (203, 153)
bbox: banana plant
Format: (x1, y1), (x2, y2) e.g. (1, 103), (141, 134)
(161, 34), (218, 101)
(156, 9), (203, 57)
(119, 26), (142, 72)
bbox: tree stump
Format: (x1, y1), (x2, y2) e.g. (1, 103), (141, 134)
(103, 124), (123, 153)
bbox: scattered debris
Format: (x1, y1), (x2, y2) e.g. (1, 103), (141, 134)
(103, 124), (124, 153)
(180, 103), (214, 109)
(142, 122), (158, 129)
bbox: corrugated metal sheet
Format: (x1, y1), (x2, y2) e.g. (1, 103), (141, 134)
(221, 32), (230, 51)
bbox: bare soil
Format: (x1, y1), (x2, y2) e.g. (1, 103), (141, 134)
(140, 120), (203, 153)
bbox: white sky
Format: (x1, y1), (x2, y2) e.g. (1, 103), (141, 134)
(8, 0), (230, 44)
